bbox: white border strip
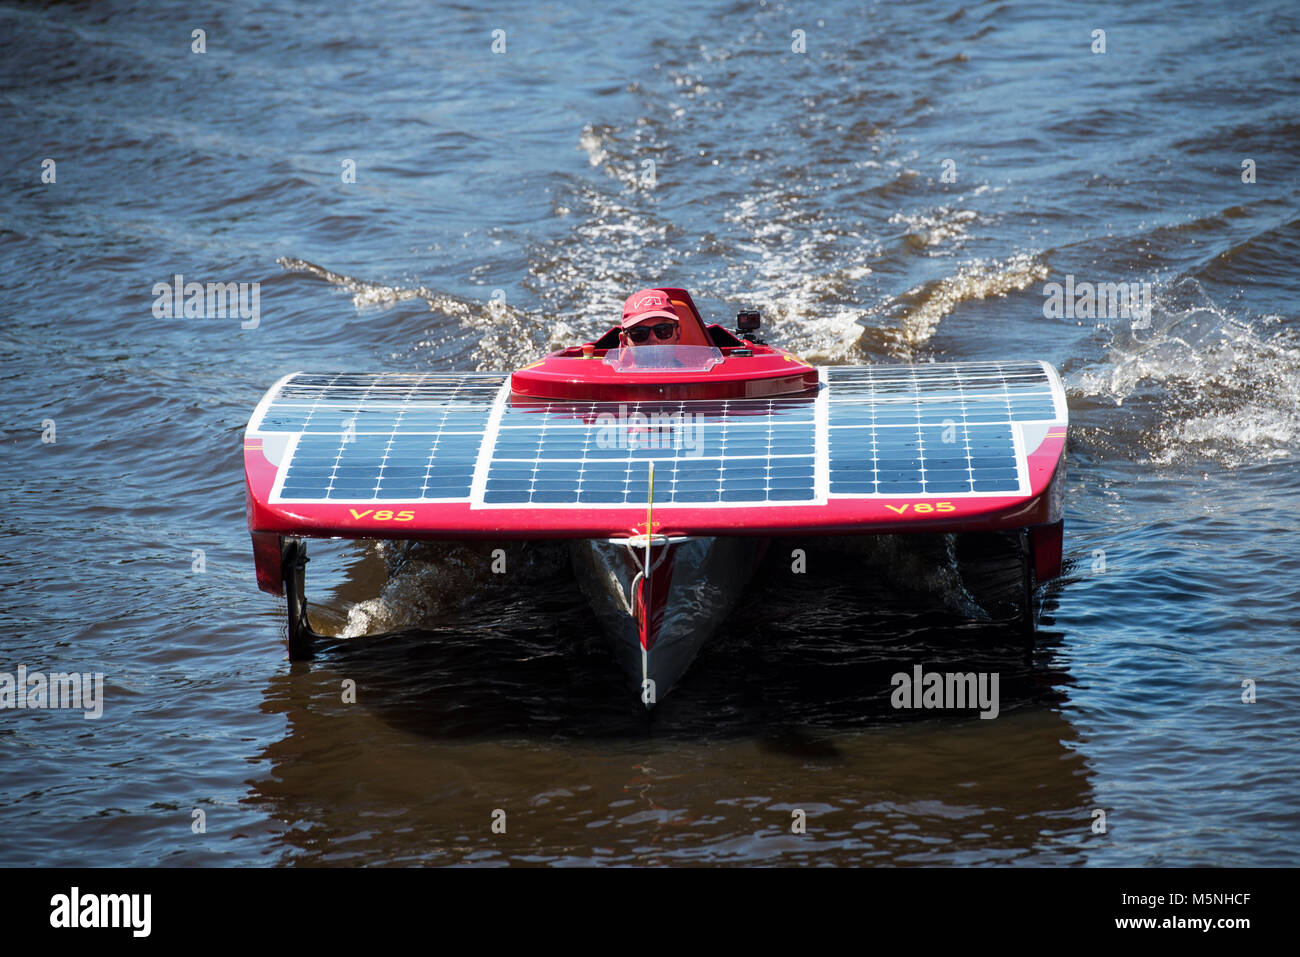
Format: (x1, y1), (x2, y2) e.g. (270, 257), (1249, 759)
(813, 367), (831, 503)
(267, 433), (300, 503)
(468, 380), (513, 508)
(1039, 360), (1070, 425)
(1010, 423), (1029, 497)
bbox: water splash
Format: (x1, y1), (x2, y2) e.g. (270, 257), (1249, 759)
(1070, 278), (1299, 467)
(888, 206), (979, 251)
(337, 541), (570, 637)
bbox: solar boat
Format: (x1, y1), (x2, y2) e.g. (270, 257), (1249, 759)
(243, 289), (1067, 707)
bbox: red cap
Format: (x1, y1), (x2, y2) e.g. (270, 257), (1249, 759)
(621, 288), (684, 328)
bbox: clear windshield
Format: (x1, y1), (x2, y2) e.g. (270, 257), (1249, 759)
(603, 345), (724, 373)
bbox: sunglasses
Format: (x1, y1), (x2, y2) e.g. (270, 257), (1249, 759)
(625, 322), (678, 343)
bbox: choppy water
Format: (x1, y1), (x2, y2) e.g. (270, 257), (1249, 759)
(2, 0), (1298, 866)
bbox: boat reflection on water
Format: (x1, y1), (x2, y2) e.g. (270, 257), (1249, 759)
(243, 538), (1095, 865)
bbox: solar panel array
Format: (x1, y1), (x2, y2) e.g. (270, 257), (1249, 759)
(825, 362), (1057, 496)
(251, 362), (1062, 506)
(255, 373), (504, 502)
(484, 397), (816, 505)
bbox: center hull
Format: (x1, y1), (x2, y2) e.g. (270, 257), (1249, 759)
(569, 536), (767, 706)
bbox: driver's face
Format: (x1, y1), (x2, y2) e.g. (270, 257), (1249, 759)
(623, 320), (680, 346)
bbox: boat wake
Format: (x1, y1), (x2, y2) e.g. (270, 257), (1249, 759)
(1069, 278), (1298, 467)
(276, 256), (576, 372)
(857, 253), (1048, 360)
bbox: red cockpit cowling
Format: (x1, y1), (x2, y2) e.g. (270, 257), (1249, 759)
(510, 289), (820, 402)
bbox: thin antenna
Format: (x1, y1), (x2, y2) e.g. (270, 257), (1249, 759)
(642, 460), (654, 700)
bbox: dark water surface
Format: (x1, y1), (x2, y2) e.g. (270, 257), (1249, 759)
(2, 0), (1298, 865)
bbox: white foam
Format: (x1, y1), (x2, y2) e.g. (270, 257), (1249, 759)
(1070, 280), (1299, 466)
(888, 207), (978, 249)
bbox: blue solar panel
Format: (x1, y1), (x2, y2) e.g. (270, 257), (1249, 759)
(483, 396), (818, 505)
(824, 362), (1053, 497)
(255, 373), (504, 502)
(251, 362), (1062, 506)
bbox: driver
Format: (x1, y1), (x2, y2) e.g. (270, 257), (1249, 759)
(620, 289), (683, 347)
